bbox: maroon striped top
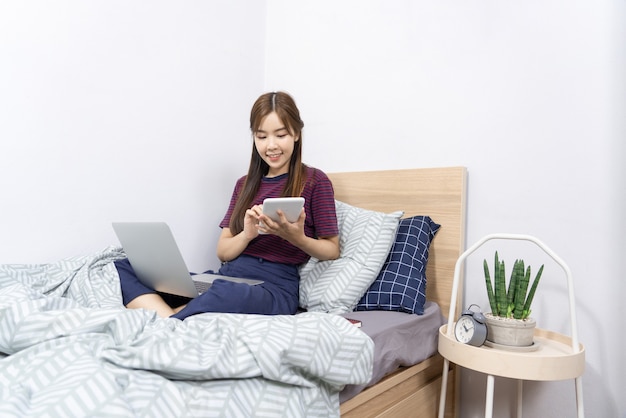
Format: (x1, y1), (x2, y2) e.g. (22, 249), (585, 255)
(220, 166), (339, 265)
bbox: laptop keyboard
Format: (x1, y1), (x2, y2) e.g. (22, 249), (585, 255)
(193, 280), (211, 294)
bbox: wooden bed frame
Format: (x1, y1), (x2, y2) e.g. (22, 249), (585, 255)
(328, 167), (467, 418)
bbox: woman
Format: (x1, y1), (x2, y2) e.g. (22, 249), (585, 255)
(117, 91), (340, 319)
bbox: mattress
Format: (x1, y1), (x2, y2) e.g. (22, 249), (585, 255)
(339, 301), (445, 402)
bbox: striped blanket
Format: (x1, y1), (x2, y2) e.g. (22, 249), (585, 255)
(0, 247), (373, 417)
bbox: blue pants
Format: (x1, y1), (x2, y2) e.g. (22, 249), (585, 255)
(115, 255), (300, 320)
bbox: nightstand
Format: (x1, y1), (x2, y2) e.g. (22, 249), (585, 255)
(437, 234), (585, 418)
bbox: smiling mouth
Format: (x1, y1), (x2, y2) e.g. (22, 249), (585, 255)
(267, 152), (282, 159)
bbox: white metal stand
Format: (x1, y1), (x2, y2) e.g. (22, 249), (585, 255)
(437, 233), (585, 418)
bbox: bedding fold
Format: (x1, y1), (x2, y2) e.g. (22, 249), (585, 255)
(0, 247), (373, 417)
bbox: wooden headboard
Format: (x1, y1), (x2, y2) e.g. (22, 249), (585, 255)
(328, 167), (467, 318)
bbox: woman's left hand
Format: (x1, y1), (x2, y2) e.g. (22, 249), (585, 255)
(257, 208), (306, 241)
(257, 208), (340, 261)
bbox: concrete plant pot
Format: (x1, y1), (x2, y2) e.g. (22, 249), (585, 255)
(485, 313), (536, 347)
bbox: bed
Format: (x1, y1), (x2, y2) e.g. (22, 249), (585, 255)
(328, 167), (466, 418)
(0, 166), (466, 417)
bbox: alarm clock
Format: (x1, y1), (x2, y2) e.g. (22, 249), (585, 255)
(454, 304), (488, 347)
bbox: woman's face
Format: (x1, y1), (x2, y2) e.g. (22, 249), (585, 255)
(254, 111), (297, 177)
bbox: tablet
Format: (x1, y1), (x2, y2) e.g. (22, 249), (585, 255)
(260, 197), (305, 231)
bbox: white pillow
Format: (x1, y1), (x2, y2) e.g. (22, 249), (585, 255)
(299, 200), (403, 314)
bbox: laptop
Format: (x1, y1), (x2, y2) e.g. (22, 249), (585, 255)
(112, 222), (263, 299)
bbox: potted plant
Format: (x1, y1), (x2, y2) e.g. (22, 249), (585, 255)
(483, 251), (544, 347)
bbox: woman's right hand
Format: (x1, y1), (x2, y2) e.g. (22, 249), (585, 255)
(243, 204), (264, 240)
(217, 204), (262, 262)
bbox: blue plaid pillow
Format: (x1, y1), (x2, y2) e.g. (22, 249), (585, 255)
(355, 216), (440, 315)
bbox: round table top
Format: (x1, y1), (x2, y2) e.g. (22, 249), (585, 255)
(438, 325), (585, 381)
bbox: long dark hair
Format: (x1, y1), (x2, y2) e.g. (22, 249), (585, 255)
(229, 92), (307, 234)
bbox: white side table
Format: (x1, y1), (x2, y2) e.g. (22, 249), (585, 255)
(437, 234), (585, 418)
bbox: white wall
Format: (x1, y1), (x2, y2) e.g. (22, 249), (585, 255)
(0, 1), (265, 272)
(1, 1), (624, 417)
(265, 1), (624, 417)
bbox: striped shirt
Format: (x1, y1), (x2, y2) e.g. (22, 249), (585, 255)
(220, 166), (339, 265)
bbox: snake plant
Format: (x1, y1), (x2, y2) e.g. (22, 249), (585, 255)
(483, 251), (544, 320)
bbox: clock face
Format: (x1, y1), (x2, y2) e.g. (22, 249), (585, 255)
(454, 316), (475, 343)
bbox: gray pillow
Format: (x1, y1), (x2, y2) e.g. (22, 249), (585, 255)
(299, 200), (402, 314)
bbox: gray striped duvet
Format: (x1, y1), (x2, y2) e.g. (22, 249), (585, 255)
(0, 247), (373, 417)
